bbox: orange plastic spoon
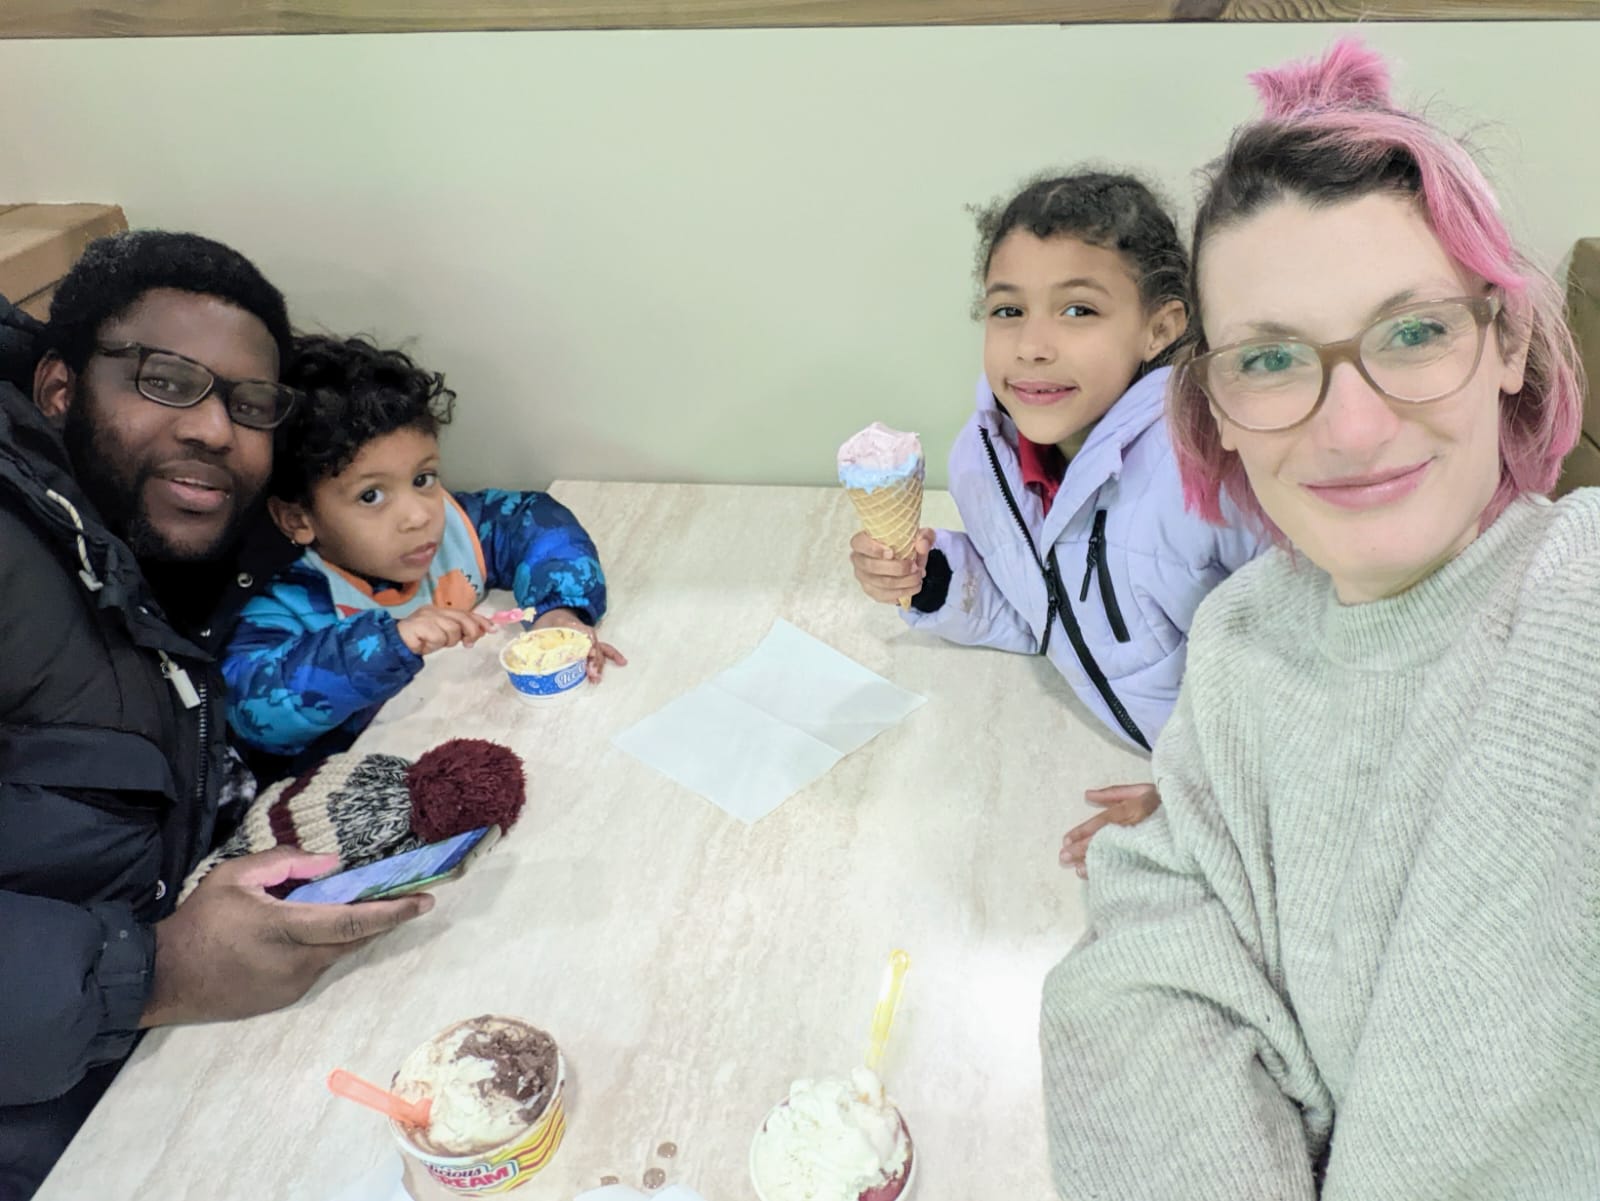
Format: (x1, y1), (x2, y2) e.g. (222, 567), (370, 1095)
(327, 1069), (432, 1128)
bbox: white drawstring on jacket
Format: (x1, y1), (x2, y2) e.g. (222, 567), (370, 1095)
(44, 488), (104, 593)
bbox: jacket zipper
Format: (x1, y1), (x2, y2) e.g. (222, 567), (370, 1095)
(159, 650), (201, 709)
(194, 678), (209, 806)
(979, 428), (1150, 751)
(979, 427), (1055, 656)
(1080, 509), (1131, 643)
(158, 650), (208, 804)
(157, 652), (209, 908)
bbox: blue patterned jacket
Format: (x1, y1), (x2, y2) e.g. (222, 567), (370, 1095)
(222, 489), (605, 762)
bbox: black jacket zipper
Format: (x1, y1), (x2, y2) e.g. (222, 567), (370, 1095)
(1080, 509), (1131, 643)
(978, 428), (1055, 656)
(980, 428), (1150, 751)
(159, 651), (209, 805)
(194, 678), (210, 808)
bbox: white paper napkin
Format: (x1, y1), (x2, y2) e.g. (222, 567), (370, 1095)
(611, 619), (925, 823)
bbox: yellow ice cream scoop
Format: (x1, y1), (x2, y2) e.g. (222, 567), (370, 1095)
(502, 628), (591, 674)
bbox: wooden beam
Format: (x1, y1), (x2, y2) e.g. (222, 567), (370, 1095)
(2, 0), (1596, 39)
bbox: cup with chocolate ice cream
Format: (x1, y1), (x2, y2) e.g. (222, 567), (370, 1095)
(390, 1015), (567, 1194)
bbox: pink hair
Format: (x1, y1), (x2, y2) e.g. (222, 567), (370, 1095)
(1172, 37), (1584, 540)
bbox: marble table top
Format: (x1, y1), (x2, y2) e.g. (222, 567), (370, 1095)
(37, 481), (1148, 1201)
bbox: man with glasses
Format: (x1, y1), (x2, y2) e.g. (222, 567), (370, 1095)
(0, 232), (432, 1199)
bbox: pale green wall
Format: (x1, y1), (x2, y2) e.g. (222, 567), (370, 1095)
(0, 23), (1594, 490)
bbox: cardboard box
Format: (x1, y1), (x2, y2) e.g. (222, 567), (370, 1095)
(17, 282), (57, 322)
(0, 203), (128, 319)
(1567, 238), (1600, 444)
(1557, 431), (1600, 497)
(1558, 240), (1600, 497)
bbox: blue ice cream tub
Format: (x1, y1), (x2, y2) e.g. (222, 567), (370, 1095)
(499, 627), (592, 705)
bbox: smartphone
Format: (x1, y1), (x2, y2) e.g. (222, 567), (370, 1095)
(284, 825), (501, 904)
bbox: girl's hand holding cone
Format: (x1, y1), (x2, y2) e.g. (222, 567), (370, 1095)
(850, 528), (936, 606)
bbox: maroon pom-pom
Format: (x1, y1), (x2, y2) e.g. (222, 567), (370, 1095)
(407, 738), (527, 844)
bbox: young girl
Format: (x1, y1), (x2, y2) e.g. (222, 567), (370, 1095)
(223, 333), (624, 774)
(851, 172), (1264, 826)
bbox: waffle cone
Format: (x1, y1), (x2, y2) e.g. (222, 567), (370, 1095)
(845, 474), (924, 610)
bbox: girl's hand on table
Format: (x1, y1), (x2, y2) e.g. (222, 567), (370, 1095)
(1060, 783), (1162, 878)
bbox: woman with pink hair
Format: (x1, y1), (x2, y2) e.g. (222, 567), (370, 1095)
(1040, 39), (1598, 1199)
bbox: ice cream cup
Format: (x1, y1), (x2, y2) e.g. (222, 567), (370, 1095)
(390, 1026), (568, 1195)
(749, 1098), (916, 1201)
(499, 627), (591, 706)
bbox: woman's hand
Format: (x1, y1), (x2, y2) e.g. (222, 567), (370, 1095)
(1060, 783), (1162, 878)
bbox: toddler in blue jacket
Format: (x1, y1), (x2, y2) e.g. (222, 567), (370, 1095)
(223, 334), (623, 769)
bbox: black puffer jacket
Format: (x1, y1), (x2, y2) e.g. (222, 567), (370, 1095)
(0, 298), (293, 1199)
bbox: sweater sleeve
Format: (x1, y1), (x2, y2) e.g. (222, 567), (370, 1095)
(221, 568), (422, 756)
(454, 489), (607, 625)
(1039, 679), (1334, 1200)
(899, 528), (1038, 654)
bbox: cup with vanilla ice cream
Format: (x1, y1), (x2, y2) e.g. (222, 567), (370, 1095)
(390, 1015), (567, 1194)
(499, 627), (591, 705)
(750, 1067), (915, 1201)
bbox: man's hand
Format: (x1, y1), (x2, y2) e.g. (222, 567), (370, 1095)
(396, 605), (495, 656)
(531, 607), (627, 682)
(850, 529), (935, 606)
(1060, 783), (1162, 878)
(140, 847), (433, 1028)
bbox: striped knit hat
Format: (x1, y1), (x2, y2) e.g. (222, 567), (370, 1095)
(180, 738), (526, 901)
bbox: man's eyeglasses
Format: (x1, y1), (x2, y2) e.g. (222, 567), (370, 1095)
(93, 342), (300, 432)
(1186, 295), (1503, 434)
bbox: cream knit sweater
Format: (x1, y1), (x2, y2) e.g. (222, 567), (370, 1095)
(1041, 492), (1600, 1199)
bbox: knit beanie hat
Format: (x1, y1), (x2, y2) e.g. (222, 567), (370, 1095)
(180, 737), (526, 901)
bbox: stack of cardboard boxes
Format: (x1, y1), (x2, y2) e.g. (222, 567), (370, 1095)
(0, 202), (127, 320)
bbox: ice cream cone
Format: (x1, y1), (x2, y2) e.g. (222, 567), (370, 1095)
(843, 477), (924, 609)
(837, 423), (926, 612)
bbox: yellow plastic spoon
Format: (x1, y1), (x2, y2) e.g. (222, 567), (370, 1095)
(865, 949), (911, 1073)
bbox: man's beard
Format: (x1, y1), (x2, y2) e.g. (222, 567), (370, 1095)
(61, 384), (259, 564)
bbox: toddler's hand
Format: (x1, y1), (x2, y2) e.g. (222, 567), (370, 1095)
(1060, 783), (1162, 878)
(531, 607), (628, 682)
(396, 605), (495, 656)
(850, 528), (935, 606)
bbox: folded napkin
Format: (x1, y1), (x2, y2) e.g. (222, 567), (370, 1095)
(612, 619), (925, 822)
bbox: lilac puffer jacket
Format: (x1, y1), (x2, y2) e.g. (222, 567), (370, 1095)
(903, 368), (1265, 750)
